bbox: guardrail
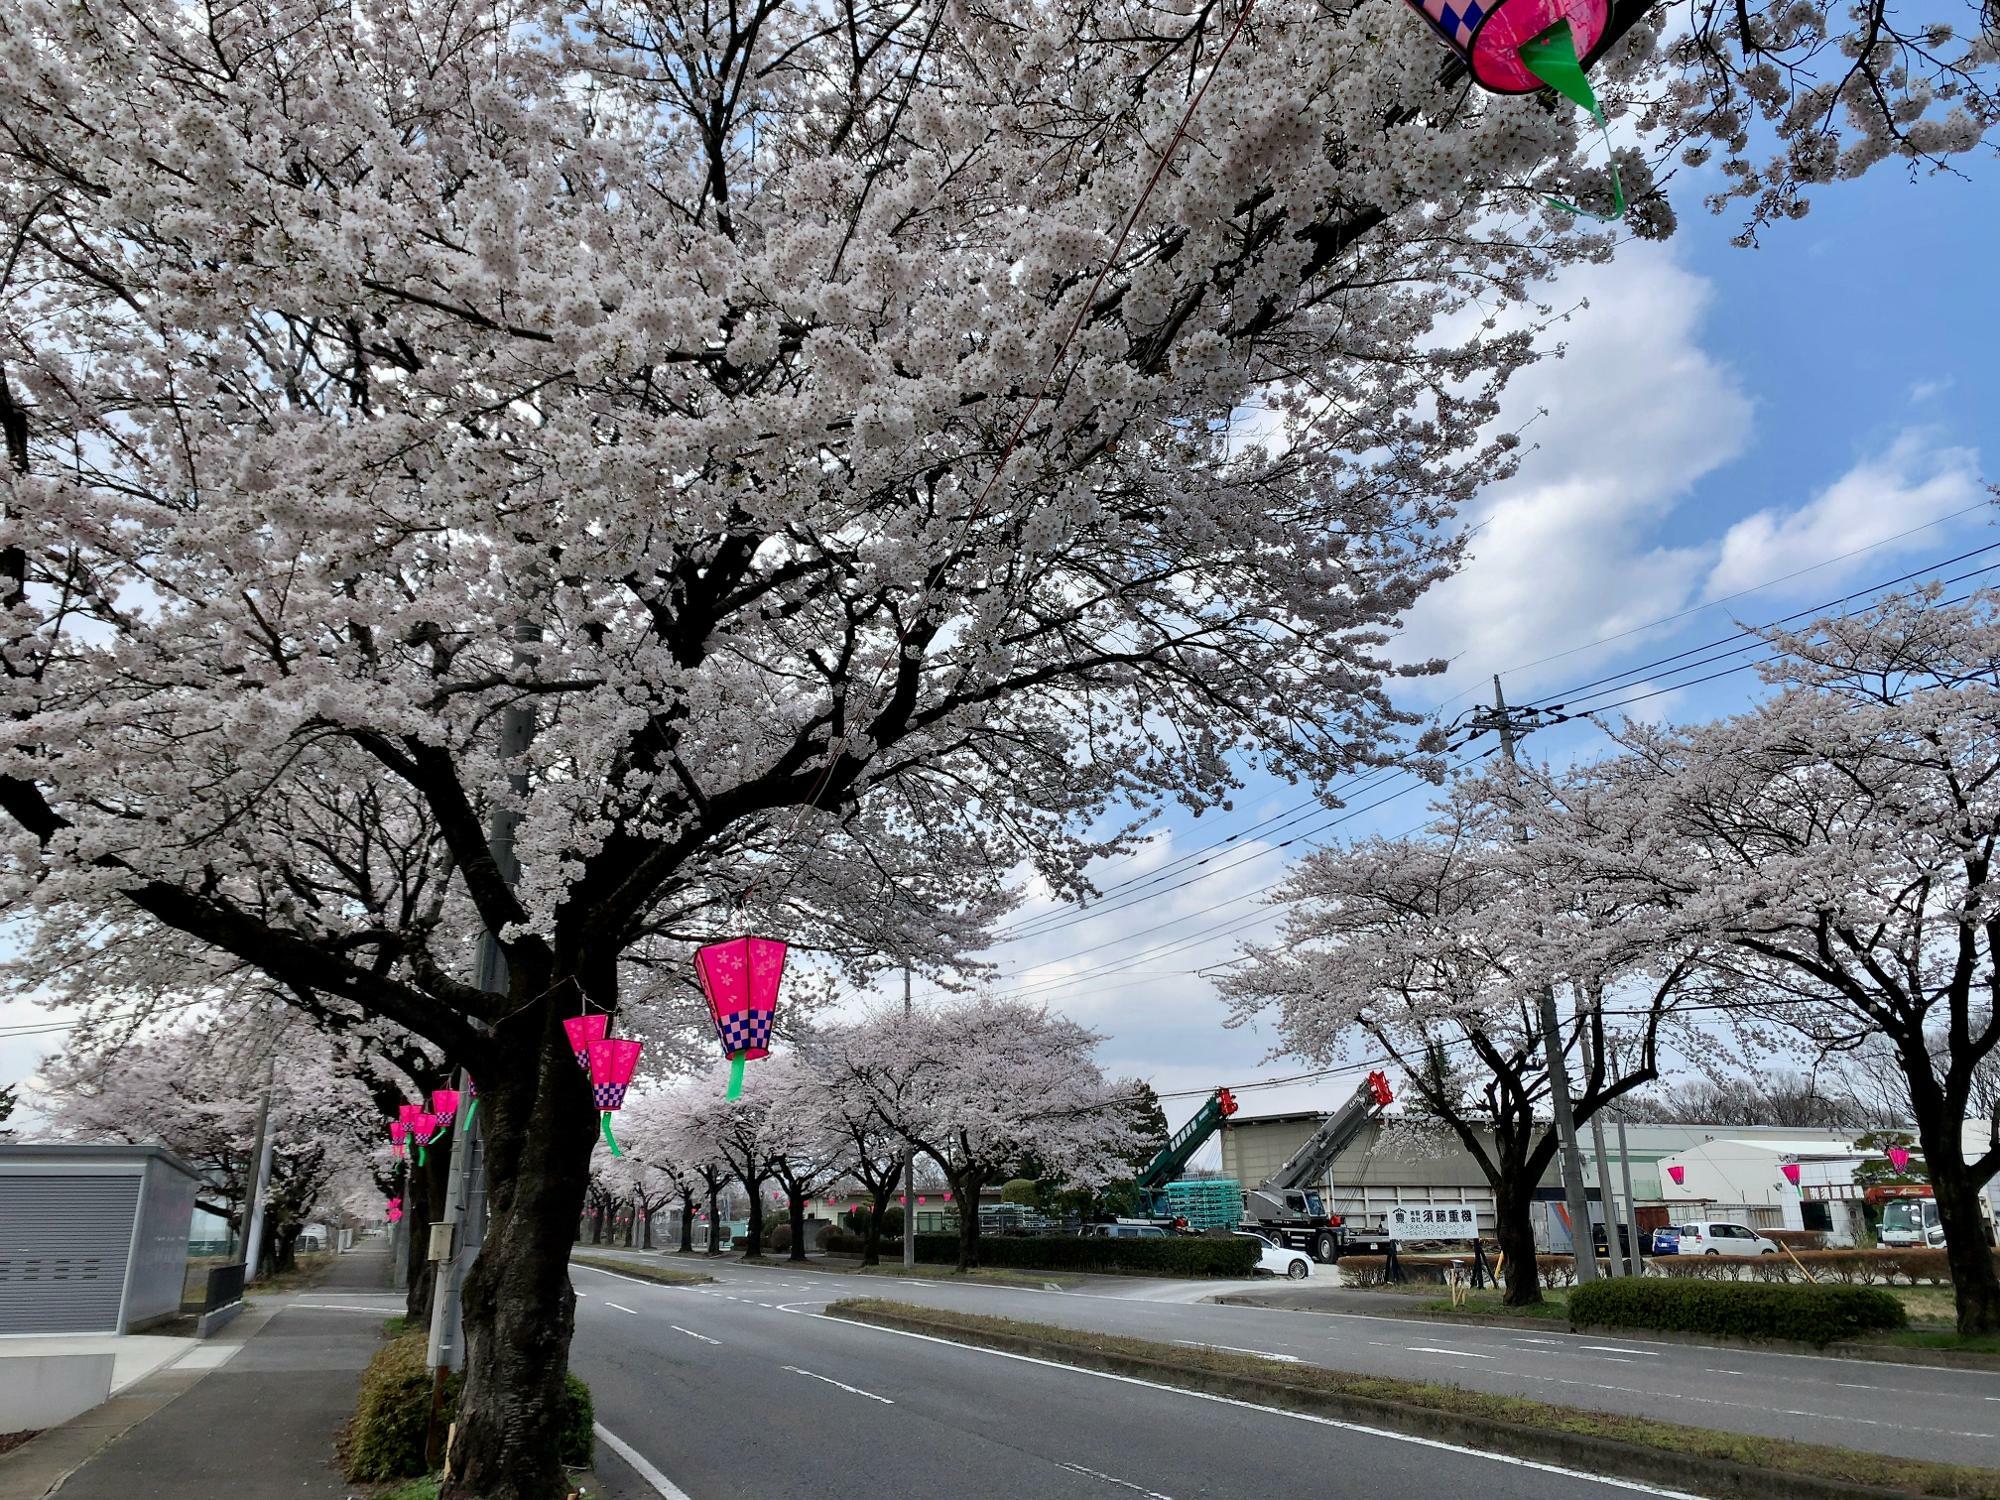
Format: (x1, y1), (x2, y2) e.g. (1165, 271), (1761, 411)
(195, 1262), (247, 1338)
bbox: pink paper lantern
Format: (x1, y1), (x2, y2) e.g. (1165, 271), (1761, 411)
(918, 1195), (927, 1205)
(565, 1013), (609, 1070)
(588, 1036), (643, 1158)
(412, 1111), (439, 1143)
(398, 1103), (421, 1126)
(1401, 0), (1609, 94)
(388, 1120), (407, 1158)
(1781, 1162), (1801, 1185)
(431, 1088), (460, 1123)
(898, 1193), (907, 1205)
(1888, 1146), (1911, 1172)
(1666, 1164), (1686, 1186)
(694, 936), (787, 1097)
(943, 1191), (952, 1202)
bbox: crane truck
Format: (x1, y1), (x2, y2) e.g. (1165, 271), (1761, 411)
(1132, 1087), (1239, 1223)
(1240, 1070), (1395, 1262)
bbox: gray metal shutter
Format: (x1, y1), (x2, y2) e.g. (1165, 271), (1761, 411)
(0, 1174), (141, 1333)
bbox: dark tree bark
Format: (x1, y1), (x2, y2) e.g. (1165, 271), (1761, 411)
(702, 1169), (727, 1256)
(679, 1194), (695, 1254)
(1490, 1182), (1543, 1306)
(1921, 1114), (2000, 1332)
(863, 1188), (892, 1266)
(786, 1188), (808, 1262)
(443, 1004), (598, 1500)
(742, 1182), (765, 1257)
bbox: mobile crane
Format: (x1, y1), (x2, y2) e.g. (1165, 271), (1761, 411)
(1240, 1070), (1394, 1262)
(1132, 1087), (1239, 1223)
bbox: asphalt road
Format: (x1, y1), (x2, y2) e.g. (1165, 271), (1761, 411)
(574, 1253), (2000, 1472)
(568, 1262), (1714, 1500)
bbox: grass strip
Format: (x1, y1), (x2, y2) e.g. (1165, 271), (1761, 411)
(570, 1255), (712, 1286)
(770, 1255), (1080, 1289)
(827, 1298), (2000, 1500)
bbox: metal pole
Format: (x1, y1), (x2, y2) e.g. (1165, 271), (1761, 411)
(1618, 1120), (1645, 1275)
(902, 965), (916, 1270)
(1490, 676), (1597, 1284)
(1579, 1016), (1622, 1275)
(426, 627), (534, 1383)
(241, 1049), (279, 1282)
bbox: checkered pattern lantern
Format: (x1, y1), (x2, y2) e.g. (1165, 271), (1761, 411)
(1888, 1146), (1911, 1172)
(462, 1075), (478, 1134)
(411, 1111), (440, 1165)
(431, 1088), (460, 1125)
(386, 1196), (403, 1224)
(388, 1120), (407, 1159)
(588, 1037), (643, 1157)
(564, 1013), (608, 1070)
(694, 936), (788, 1099)
(1402, 0), (1607, 93)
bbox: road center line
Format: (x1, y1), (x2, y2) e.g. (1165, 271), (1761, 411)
(605, 1301), (640, 1316)
(1406, 1346), (1493, 1358)
(1059, 1460), (1175, 1498)
(594, 1422), (694, 1500)
(781, 1364), (895, 1403)
(1580, 1345), (1652, 1356)
(670, 1325), (721, 1345)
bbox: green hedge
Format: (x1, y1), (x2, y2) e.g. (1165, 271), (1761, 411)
(1568, 1278), (1907, 1347)
(347, 1331), (594, 1480)
(824, 1230), (1259, 1277)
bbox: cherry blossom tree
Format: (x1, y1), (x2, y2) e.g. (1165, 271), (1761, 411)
(1579, 590), (2000, 1332)
(1223, 769), (1705, 1304)
(832, 999), (1145, 1270)
(815, 1024), (917, 1266)
(4, 0), (1989, 1487)
(756, 1056), (847, 1262)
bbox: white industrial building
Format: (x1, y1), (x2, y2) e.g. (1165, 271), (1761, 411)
(1218, 1113), (1999, 1249)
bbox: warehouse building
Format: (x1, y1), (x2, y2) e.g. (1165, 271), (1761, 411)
(1217, 1112), (2000, 1249)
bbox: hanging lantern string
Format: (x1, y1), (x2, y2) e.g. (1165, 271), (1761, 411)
(739, 0), (1264, 917)
(1518, 22), (1625, 222)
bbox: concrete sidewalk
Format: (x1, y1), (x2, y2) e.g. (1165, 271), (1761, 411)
(0, 1244), (401, 1500)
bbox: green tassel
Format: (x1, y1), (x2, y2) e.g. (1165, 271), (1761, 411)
(600, 1112), (623, 1157)
(725, 1050), (747, 1100)
(1519, 21), (1626, 221)
(462, 1098), (477, 1134)
(416, 1144), (426, 1167)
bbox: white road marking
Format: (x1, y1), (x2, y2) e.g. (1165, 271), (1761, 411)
(286, 1304), (406, 1314)
(1406, 1346), (1493, 1358)
(1702, 1369), (1746, 1376)
(783, 1308), (1706, 1499)
(1580, 1345), (1652, 1356)
(1059, 1461), (1175, 1498)
(782, 1365), (895, 1403)
(594, 1422), (694, 1499)
(606, 1301), (641, 1316)
(1174, 1340), (1301, 1363)
(670, 1325), (721, 1345)
(574, 1264), (673, 1290)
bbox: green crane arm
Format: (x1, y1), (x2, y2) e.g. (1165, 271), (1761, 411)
(1136, 1088), (1238, 1191)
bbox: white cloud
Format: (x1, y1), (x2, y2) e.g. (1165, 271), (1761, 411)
(1395, 246), (1753, 700)
(1704, 430), (1984, 599)
(1910, 378), (1952, 403)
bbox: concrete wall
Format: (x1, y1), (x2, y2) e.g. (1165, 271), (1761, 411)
(0, 1352), (114, 1430)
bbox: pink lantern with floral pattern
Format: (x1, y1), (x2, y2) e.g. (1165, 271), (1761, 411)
(588, 1037), (643, 1157)
(564, 1014), (608, 1070)
(694, 936), (788, 1099)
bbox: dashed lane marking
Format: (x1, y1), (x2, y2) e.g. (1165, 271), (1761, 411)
(1058, 1461), (1175, 1498)
(594, 1423), (694, 1499)
(781, 1365), (895, 1404)
(670, 1325), (720, 1345)
(606, 1301), (640, 1316)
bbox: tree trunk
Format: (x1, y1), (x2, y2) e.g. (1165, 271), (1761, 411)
(954, 1174), (984, 1271)
(863, 1191), (889, 1266)
(442, 1013), (598, 1500)
(705, 1181), (722, 1255)
(1493, 1186), (1543, 1306)
(271, 1221), (301, 1275)
(679, 1195), (694, 1254)
(788, 1189), (807, 1262)
(403, 1152), (438, 1326)
(743, 1184), (765, 1257)
(1924, 1131), (2000, 1333)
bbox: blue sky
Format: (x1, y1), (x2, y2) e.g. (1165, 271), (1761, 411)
(932, 154), (2000, 1139)
(3, 142), (1993, 1140)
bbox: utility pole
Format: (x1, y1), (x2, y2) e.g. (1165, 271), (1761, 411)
(241, 1048), (278, 1282)
(1578, 1013), (1622, 1274)
(1481, 675), (1597, 1283)
(425, 623), (535, 1465)
(1617, 1120), (1645, 1273)
(902, 965), (916, 1270)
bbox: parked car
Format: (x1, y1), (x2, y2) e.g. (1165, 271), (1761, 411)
(1651, 1225), (1681, 1255)
(1880, 1197), (1947, 1248)
(1675, 1220), (1780, 1255)
(1078, 1221), (1172, 1239)
(1233, 1230), (1314, 1280)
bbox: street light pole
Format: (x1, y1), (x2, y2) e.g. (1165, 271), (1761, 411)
(902, 964), (916, 1270)
(1484, 676), (1597, 1283)
(240, 1048), (278, 1282)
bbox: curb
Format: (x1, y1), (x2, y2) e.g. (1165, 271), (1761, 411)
(830, 1305), (1925, 1500)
